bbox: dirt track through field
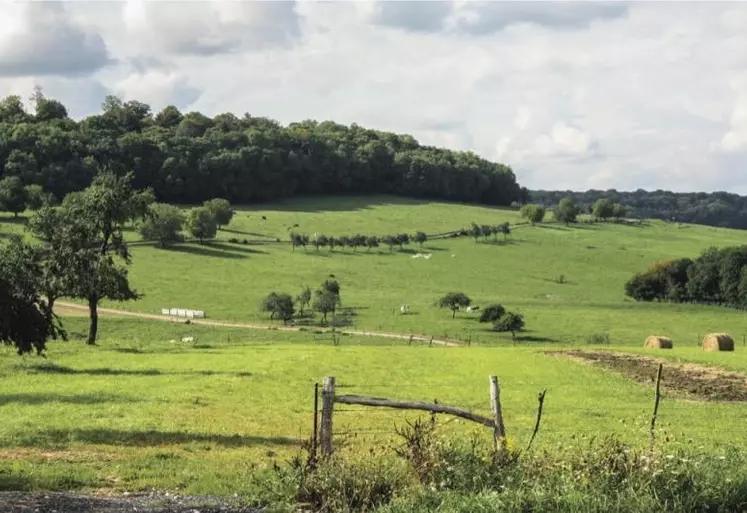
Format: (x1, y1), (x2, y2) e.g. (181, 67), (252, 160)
(55, 301), (460, 347)
(550, 350), (747, 402)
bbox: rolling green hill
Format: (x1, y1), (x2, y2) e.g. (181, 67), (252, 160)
(45, 195), (747, 347)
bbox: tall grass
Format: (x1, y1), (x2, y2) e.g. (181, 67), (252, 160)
(256, 422), (747, 512)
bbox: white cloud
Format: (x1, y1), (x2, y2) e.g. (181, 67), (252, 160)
(120, 0), (301, 57)
(534, 122), (595, 158)
(0, 3), (111, 77)
(115, 70), (201, 111)
(1, 1), (747, 193)
(715, 74), (747, 153)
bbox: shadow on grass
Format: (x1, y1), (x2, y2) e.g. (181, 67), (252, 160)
(20, 363), (252, 378)
(0, 215), (28, 224)
(209, 242), (268, 255)
(536, 224), (571, 231)
(109, 347), (145, 354)
(515, 334), (558, 343)
(570, 223), (601, 230)
(236, 195), (431, 213)
(14, 429), (298, 448)
(221, 227), (276, 239)
(0, 393), (142, 405)
(481, 239), (518, 246)
(162, 245), (247, 260)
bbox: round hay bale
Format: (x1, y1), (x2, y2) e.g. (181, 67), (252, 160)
(702, 333), (735, 352)
(644, 335), (673, 349)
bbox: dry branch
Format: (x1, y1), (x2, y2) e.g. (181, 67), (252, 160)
(525, 389), (547, 452)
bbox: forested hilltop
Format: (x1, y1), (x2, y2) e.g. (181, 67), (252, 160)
(531, 189), (747, 230)
(0, 93), (525, 206)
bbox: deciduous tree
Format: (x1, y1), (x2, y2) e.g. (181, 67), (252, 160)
(139, 203), (184, 247)
(413, 231), (427, 247)
(313, 289), (339, 325)
(28, 171), (152, 345)
(520, 204), (545, 225)
(592, 199), (615, 221)
(260, 292), (295, 322)
(437, 292), (471, 319)
(0, 236), (65, 354)
(296, 286), (312, 314)
(479, 304), (506, 323)
(186, 207), (218, 243)
(493, 312), (525, 340)
(0, 176), (28, 217)
(203, 198), (234, 229)
(555, 197), (579, 224)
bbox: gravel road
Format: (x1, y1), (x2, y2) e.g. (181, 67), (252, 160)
(0, 492), (263, 513)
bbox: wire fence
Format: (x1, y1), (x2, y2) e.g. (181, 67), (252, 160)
(291, 374), (747, 455)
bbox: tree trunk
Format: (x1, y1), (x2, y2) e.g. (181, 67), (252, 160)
(87, 297), (98, 345)
(452, 309), (456, 319)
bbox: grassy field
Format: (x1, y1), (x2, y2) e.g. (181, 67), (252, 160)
(1, 316), (745, 496)
(7, 195), (742, 347)
(2, 196), (747, 499)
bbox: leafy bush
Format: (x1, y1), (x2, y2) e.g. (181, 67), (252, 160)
(203, 198), (234, 228)
(139, 203), (184, 248)
(586, 332), (611, 345)
(520, 204), (546, 224)
(479, 304), (505, 323)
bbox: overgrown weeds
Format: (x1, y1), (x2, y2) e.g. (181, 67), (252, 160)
(252, 419), (747, 512)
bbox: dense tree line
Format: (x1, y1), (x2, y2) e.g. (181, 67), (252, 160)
(625, 245), (747, 308)
(0, 93), (525, 207)
(531, 189), (747, 229)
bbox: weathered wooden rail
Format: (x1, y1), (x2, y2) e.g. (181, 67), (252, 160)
(317, 375), (512, 457)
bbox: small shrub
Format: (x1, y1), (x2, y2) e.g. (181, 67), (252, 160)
(556, 274), (566, 284)
(228, 237), (239, 243)
(479, 304), (505, 323)
(586, 332), (611, 345)
(242, 239), (248, 244)
(297, 456), (410, 512)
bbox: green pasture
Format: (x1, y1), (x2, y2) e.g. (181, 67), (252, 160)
(3, 196), (747, 346)
(0, 316), (744, 495)
(58, 197), (747, 345)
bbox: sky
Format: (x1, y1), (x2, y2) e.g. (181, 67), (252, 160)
(0, 1), (746, 193)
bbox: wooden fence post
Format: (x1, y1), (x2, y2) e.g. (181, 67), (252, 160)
(311, 383), (319, 462)
(489, 376), (506, 451)
(321, 376), (336, 456)
(649, 364), (663, 452)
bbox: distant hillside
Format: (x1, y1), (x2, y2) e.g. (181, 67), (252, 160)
(0, 94), (525, 207)
(530, 189), (747, 229)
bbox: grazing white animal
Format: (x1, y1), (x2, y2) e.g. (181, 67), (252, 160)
(466, 306), (480, 313)
(400, 304), (411, 314)
(181, 336), (194, 344)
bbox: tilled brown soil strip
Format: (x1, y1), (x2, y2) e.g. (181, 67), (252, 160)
(548, 350), (747, 402)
